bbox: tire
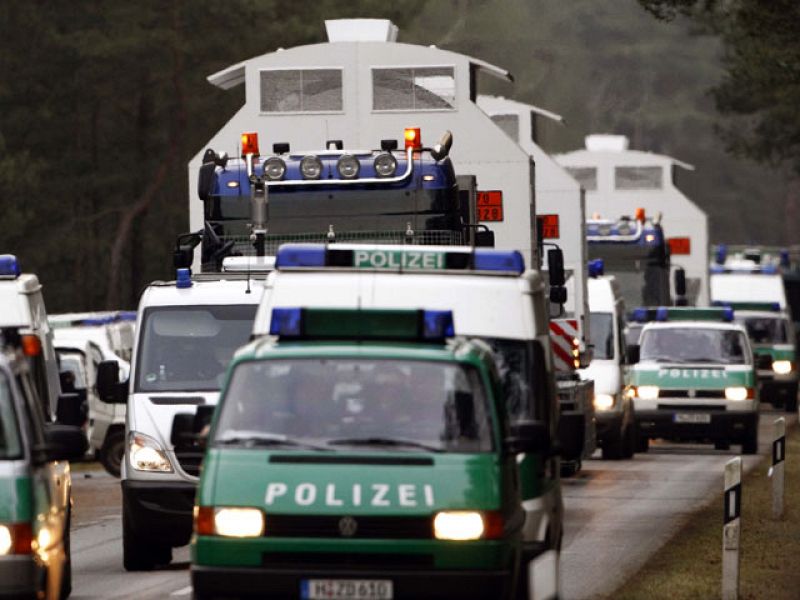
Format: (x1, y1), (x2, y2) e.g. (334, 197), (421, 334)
(560, 460), (580, 478)
(99, 429), (125, 478)
(621, 424), (636, 459)
(122, 506), (172, 571)
(601, 430), (624, 460)
(785, 383), (798, 413)
(635, 432), (649, 453)
(59, 506), (72, 599)
(714, 440), (731, 451)
(742, 425), (759, 455)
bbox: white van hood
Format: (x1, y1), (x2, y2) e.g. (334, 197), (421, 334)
(579, 360), (621, 395)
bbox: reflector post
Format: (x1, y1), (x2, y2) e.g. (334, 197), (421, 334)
(241, 132), (260, 157)
(404, 127), (422, 150)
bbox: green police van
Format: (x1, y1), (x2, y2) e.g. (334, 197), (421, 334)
(189, 307), (559, 600)
(628, 307), (759, 454)
(730, 303), (798, 412)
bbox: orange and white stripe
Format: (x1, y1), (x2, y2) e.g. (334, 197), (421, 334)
(550, 319), (581, 372)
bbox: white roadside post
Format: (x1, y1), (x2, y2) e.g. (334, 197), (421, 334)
(771, 417), (786, 519)
(722, 457), (742, 600)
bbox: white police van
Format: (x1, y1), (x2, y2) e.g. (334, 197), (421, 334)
(251, 243), (582, 591)
(96, 268), (267, 570)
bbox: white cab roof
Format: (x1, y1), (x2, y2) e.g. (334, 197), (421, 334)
(139, 276), (266, 309)
(0, 274), (43, 328)
(710, 273), (786, 308)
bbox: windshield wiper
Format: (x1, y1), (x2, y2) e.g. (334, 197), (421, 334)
(216, 434), (330, 451)
(327, 436), (445, 453)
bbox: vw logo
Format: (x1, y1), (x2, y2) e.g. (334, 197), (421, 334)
(338, 516), (358, 537)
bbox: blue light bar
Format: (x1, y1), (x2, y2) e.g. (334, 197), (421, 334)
(588, 259), (604, 278)
(715, 244), (727, 265)
(119, 311), (137, 321)
(631, 307), (651, 323)
(275, 245), (327, 269)
(762, 264), (778, 274)
(710, 264), (725, 274)
(176, 268), (192, 289)
(0, 254), (20, 278)
(422, 310), (455, 340)
(269, 307), (303, 336)
(723, 307), (735, 322)
(655, 307), (669, 322)
(473, 249), (525, 274)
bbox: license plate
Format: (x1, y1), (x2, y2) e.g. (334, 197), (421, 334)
(674, 412), (711, 424)
(301, 579), (393, 600)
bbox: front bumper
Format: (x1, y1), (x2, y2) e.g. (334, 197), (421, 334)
(635, 408), (757, 442)
(0, 556), (37, 597)
(122, 479), (196, 547)
(192, 565), (513, 599)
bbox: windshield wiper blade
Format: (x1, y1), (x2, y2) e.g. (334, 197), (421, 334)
(216, 435), (330, 451)
(327, 436), (445, 453)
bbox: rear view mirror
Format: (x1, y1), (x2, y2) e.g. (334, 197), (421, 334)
(549, 286), (567, 305)
(197, 149), (217, 201)
(506, 420), (552, 455)
(674, 268), (688, 306)
(96, 360), (126, 404)
(43, 424), (88, 462)
(547, 248), (565, 287)
(56, 393), (87, 428)
(475, 229), (495, 248)
(626, 345), (640, 364)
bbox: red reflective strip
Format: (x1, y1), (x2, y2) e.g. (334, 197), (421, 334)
(551, 342), (574, 367)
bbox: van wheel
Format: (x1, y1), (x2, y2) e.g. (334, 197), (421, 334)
(99, 429), (125, 478)
(601, 431), (624, 460)
(742, 426), (759, 455)
(621, 425), (636, 459)
(123, 508), (171, 571)
(785, 384), (798, 412)
(59, 506), (72, 599)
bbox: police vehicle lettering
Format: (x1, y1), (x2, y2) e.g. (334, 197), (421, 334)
(265, 482), (436, 508)
(353, 249), (445, 270)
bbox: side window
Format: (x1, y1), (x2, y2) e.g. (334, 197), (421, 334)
(372, 67), (456, 111)
(260, 69), (343, 113)
(490, 114), (519, 143)
(0, 373), (23, 459)
(617, 316), (627, 362)
(614, 166), (663, 190)
(29, 351), (51, 416)
(565, 167), (597, 191)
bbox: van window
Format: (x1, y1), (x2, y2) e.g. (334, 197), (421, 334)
(260, 69), (343, 113)
(614, 166), (663, 190)
(736, 316), (788, 344)
(0, 373), (22, 459)
(135, 305), (257, 392)
(215, 359), (494, 453)
(490, 114), (519, 143)
(372, 67), (456, 111)
(484, 339), (551, 422)
(590, 313), (614, 359)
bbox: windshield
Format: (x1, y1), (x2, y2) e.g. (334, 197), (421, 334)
(639, 327), (749, 364)
(135, 304), (257, 392)
(214, 358), (494, 453)
(0, 373), (22, 460)
(736, 317), (788, 344)
(590, 313), (615, 359)
(612, 265), (669, 308)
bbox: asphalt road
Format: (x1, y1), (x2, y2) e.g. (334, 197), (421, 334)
(67, 408), (794, 599)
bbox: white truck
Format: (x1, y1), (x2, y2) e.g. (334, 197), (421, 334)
(95, 269), (267, 570)
(580, 273), (636, 459)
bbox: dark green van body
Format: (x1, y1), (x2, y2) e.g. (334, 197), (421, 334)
(192, 339), (540, 599)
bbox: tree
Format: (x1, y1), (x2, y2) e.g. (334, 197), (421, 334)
(639, 0), (800, 175)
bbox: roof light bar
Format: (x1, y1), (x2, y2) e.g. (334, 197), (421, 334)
(0, 255), (21, 279)
(712, 301), (780, 312)
(176, 268), (193, 289)
(652, 307), (734, 322)
(274, 244), (525, 275)
(588, 258), (604, 278)
(269, 307), (455, 342)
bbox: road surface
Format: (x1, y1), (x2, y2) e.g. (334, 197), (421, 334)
(68, 409), (793, 599)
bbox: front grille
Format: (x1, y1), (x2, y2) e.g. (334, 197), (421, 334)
(174, 449), (203, 477)
(267, 515), (433, 539)
(660, 389), (726, 399)
(263, 552), (434, 570)
(222, 230), (466, 257)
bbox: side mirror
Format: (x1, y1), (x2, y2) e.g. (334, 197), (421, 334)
(56, 393), (87, 428)
(557, 413), (585, 462)
(197, 151), (217, 201)
(506, 420), (552, 455)
(475, 229), (495, 248)
(549, 286), (567, 305)
(547, 248), (565, 287)
(96, 360), (126, 404)
(674, 268), (688, 306)
(626, 345), (640, 364)
(42, 424), (88, 462)
(431, 130), (453, 161)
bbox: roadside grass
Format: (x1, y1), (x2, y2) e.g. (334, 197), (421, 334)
(609, 427), (800, 600)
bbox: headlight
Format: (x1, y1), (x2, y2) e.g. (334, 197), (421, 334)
(0, 523), (32, 555)
(594, 394), (615, 411)
(300, 155), (323, 180)
(262, 156), (286, 181)
(433, 511), (485, 541)
(373, 152), (397, 177)
(725, 387), (751, 401)
(129, 432), (172, 472)
(213, 507), (265, 538)
(773, 360), (793, 375)
(337, 154), (360, 179)
(636, 386), (659, 401)
(0, 525), (11, 555)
